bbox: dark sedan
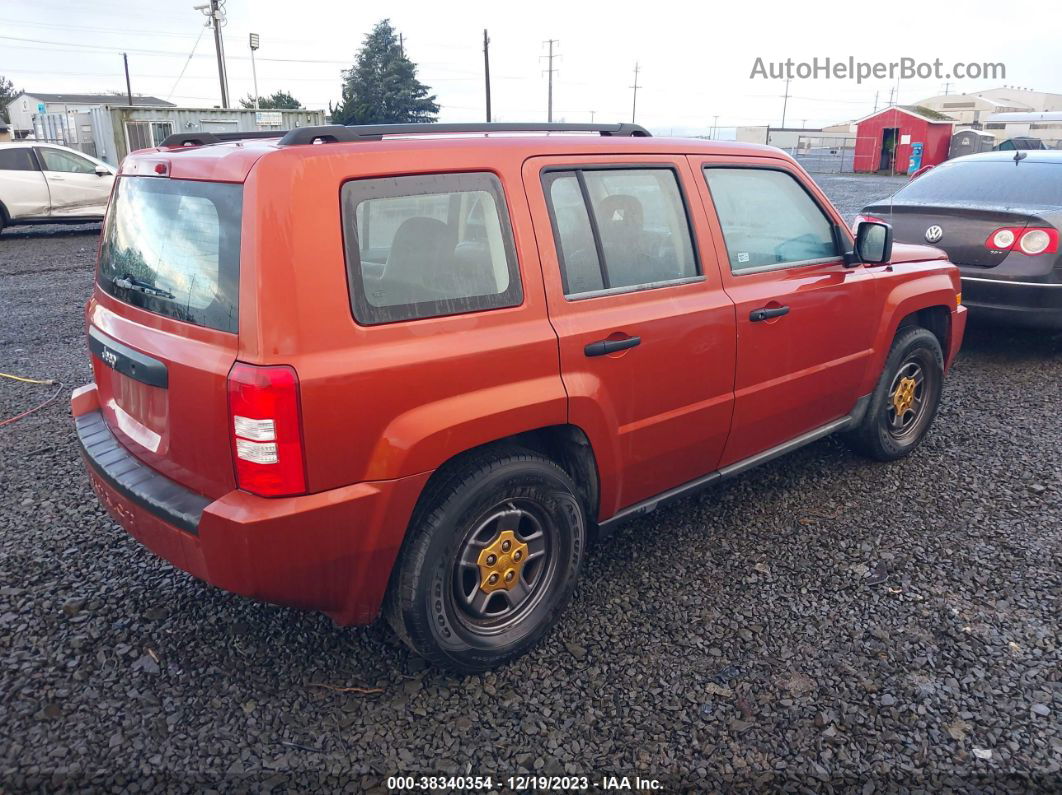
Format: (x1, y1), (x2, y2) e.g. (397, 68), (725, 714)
(858, 150), (1062, 329)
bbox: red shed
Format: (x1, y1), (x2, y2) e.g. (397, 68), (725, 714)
(853, 105), (954, 174)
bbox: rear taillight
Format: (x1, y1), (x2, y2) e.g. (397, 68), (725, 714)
(227, 362), (307, 497)
(988, 228), (1017, 250)
(1018, 228), (1057, 255)
(852, 214), (884, 233)
(985, 227), (1059, 256)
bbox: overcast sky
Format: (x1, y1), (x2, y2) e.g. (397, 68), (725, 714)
(3, 0), (1061, 134)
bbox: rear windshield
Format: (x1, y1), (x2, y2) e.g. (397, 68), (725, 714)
(98, 177), (243, 333)
(894, 161), (1062, 208)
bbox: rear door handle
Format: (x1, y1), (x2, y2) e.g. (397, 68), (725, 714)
(749, 305), (790, 322)
(584, 336), (641, 357)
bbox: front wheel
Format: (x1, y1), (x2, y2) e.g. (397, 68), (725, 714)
(844, 326), (944, 461)
(385, 449), (585, 673)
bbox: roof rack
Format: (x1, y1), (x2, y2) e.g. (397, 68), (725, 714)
(277, 122), (652, 146)
(159, 130), (289, 148)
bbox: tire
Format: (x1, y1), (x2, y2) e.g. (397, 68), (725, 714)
(844, 326), (944, 462)
(385, 448), (586, 673)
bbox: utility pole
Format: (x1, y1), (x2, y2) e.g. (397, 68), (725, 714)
(888, 85), (896, 106)
(589, 110), (596, 123)
(630, 61), (641, 123)
(249, 33), (260, 110)
(873, 90), (879, 112)
(780, 76), (790, 127)
(942, 82), (953, 96)
(542, 39), (558, 122)
(711, 114), (719, 139)
(122, 53), (133, 105)
(483, 29), (492, 122)
(196, 0), (230, 107)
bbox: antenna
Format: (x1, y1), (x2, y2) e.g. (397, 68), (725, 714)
(630, 62), (641, 124)
(780, 77), (791, 127)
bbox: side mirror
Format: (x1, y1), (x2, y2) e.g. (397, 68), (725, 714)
(854, 220), (893, 264)
(94, 164), (111, 177)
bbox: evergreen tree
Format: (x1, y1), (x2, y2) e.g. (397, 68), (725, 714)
(332, 20), (439, 125)
(239, 90), (302, 110)
(1, 76), (20, 123)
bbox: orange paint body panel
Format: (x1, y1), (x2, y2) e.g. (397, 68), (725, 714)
(73, 131), (966, 626)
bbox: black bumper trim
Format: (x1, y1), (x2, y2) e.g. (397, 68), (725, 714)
(88, 326), (169, 388)
(76, 410), (209, 535)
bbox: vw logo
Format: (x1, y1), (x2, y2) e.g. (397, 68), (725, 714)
(925, 225), (944, 243)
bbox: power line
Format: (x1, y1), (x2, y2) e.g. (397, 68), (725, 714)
(166, 22), (208, 102)
(0, 17), (206, 39)
(0, 32), (496, 73)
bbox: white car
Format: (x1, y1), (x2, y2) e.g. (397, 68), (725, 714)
(0, 141), (115, 232)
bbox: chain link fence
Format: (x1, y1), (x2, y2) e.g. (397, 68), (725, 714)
(780, 135), (875, 174)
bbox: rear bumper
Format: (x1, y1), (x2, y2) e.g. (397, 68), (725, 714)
(960, 276), (1062, 329)
(72, 385), (430, 626)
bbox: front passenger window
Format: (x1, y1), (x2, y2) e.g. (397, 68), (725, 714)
(39, 148), (97, 174)
(703, 168), (838, 273)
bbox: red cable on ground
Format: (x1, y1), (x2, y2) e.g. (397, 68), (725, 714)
(0, 382), (65, 428)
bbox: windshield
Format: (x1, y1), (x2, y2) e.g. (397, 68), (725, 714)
(98, 177), (243, 333)
(893, 161), (1062, 208)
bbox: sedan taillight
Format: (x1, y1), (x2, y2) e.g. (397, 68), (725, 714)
(985, 227), (1059, 256)
(1018, 228), (1056, 255)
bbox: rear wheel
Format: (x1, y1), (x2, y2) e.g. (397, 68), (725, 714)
(844, 326), (944, 461)
(385, 449), (585, 673)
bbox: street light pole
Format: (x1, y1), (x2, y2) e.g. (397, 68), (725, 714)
(249, 33), (260, 110)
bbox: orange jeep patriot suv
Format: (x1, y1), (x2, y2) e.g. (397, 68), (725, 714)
(73, 123), (966, 672)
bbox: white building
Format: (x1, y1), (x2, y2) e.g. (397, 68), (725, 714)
(915, 86), (1062, 128)
(983, 111), (1062, 148)
(4, 92), (176, 138)
(735, 126), (853, 149)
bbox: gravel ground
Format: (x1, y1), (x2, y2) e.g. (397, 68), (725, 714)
(814, 174), (909, 222)
(1, 184), (1060, 792)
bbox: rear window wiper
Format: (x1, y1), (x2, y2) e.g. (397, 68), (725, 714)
(113, 274), (176, 300)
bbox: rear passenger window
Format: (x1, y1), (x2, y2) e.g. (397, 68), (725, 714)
(544, 168), (699, 298)
(341, 172), (522, 325)
(0, 148), (37, 171)
(703, 168), (839, 273)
